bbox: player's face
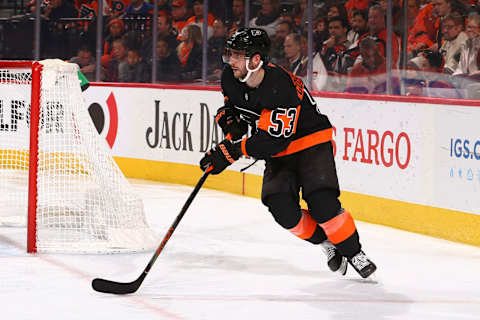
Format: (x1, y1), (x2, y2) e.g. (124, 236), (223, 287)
(227, 49), (248, 79)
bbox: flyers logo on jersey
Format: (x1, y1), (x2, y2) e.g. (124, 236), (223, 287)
(258, 107), (300, 138)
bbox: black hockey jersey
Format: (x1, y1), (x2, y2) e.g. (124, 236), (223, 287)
(221, 63), (333, 159)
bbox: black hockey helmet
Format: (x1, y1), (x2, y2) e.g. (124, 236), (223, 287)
(225, 28), (271, 63)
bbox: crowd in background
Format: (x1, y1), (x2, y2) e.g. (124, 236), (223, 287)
(2, 0), (480, 98)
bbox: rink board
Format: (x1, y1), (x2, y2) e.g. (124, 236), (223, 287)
(83, 84), (480, 247)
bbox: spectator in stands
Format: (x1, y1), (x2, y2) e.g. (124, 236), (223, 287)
(184, 0), (216, 39)
(346, 37), (399, 94)
(207, 18), (228, 81)
(141, 13), (180, 62)
(171, 0), (191, 36)
(106, 38), (129, 82)
(292, 0), (307, 27)
(321, 16), (352, 74)
(177, 24), (203, 81)
(313, 15), (330, 51)
(69, 45), (96, 81)
(362, 4), (400, 65)
(349, 9), (369, 48)
(282, 33), (328, 91)
(439, 13), (468, 74)
(345, 0), (369, 18)
(249, 0), (281, 37)
(76, 0), (107, 37)
(407, 49), (461, 97)
(157, 0), (171, 17)
(282, 33), (308, 75)
(230, 0), (245, 34)
(403, 0), (422, 52)
(453, 14), (480, 78)
(326, 3), (348, 21)
(26, 0), (48, 15)
(326, 3), (356, 43)
(123, 48), (150, 82)
(278, 6), (298, 31)
(124, 0), (153, 17)
(377, 0), (403, 34)
(43, 0), (78, 21)
(407, 0), (454, 57)
(157, 14), (180, 51)
(472, 0), (480, 15)
(155, 38), (182, 82)
(104, 18), (126, 56)
(271, 20), (293, 64)
(43, 0), (79, 59)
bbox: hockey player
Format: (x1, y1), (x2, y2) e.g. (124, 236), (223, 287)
(199, 28), (376, 278)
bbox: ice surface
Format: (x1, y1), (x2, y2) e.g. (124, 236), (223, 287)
(1, 179), (479, 319)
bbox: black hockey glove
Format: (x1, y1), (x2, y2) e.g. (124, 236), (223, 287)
(215, 107), (248, 141)
(199, 139), (241, 174)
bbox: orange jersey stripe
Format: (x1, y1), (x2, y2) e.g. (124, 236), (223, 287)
(289, 209), (317, 240)
(257, 109), (273, 132)
(273, 128), (333, 157)
(319, 210), (356, 245)
(241, 137), (248, 157)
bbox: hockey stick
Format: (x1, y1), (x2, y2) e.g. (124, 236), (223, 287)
(92, 169), (211, 294)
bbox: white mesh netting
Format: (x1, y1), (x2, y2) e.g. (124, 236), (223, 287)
(0, 60), (157, 253)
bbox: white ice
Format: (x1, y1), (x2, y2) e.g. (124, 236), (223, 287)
(1, 179), (480, 320)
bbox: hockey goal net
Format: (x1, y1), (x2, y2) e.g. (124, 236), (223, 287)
(0, 59), (157, 253)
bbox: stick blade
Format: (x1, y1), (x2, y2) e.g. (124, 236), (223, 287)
(92, 278), (141, 295)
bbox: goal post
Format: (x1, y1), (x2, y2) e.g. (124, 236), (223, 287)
(0, 59), (157, 253)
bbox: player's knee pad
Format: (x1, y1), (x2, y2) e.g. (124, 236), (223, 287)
(304, 188), (341, 223)
(263, 193), (301, 229)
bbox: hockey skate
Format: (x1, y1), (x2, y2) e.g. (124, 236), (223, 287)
(320, 240), (348, 275)
(348, 250), (377, 278)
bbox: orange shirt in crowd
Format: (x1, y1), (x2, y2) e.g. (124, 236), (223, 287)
(345, 0), (369, 19)
(407, 3), (440, 53)
(173, 19), (190, 35)
(185, 13), (215, 27)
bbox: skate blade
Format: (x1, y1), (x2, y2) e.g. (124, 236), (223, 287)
(336, 257), (348, 276)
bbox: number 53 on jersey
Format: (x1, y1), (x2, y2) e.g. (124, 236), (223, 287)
(258, 107), (300, 138)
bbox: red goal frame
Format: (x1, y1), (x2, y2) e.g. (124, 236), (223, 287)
(0, 61), (41, 252)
